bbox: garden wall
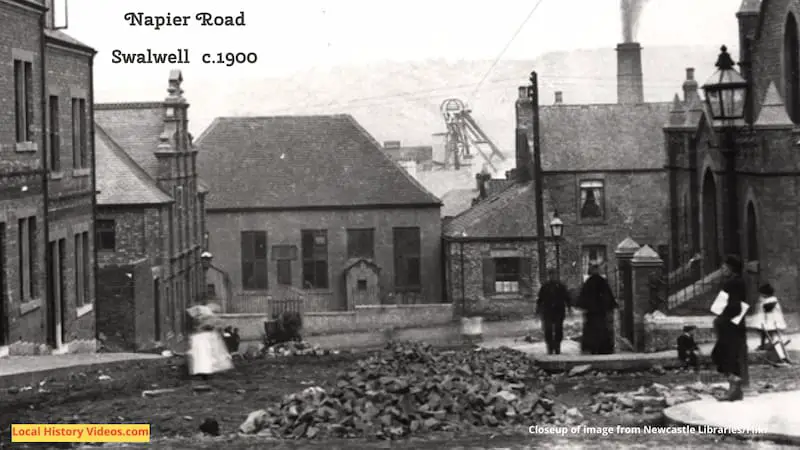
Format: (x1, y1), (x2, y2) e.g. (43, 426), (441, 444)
(219, 303), (454, 342)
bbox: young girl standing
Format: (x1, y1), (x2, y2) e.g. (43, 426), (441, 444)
(751, 283), (789, 365)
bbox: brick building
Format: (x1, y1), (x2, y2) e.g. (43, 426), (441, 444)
(665, 0), (800, 315)
(0, 0), (97, 354)
(444, 39), (673, 318)
(195, 115), (443, 313)
(93, 71), (208, 351)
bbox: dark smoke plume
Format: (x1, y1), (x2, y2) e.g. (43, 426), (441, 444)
(621, 0), (650, 43)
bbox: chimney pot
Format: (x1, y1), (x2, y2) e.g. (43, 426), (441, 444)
(518, 86), (529, 100)
(554, 91), (563, 104)
(686, 68), (695, 81)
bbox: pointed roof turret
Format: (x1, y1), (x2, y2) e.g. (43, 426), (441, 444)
(755, 81), (793, 129)
(667, 94), (685, 127)
(738, 0), (760, 14)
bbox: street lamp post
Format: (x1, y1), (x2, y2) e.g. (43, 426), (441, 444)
(529, 71), (548, 284)
(701, 45), (750, 387)
(701, 45), (749, 258)
(549, 215), (564, 280)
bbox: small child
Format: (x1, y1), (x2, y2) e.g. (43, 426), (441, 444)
(677, 325), (700, 370)
(752, 283), (789, 364)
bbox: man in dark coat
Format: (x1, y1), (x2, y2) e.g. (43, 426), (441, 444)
(711, 254), (748, 401)
(577, 264), (617, 355)
(536, 269), (572, 355)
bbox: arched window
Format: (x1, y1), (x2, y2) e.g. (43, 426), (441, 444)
(784, 14), (800, 123)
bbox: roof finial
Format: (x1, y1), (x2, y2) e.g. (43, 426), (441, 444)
(167, 69), (184, 98)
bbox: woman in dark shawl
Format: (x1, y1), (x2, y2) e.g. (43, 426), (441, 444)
(711, 255), (748, 401)
(577, 264), (618, 354)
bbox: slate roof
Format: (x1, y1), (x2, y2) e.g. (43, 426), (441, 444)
(95, 103), (164, 177)
(95, 125), (172, 205)
(485, 179), (514, 197)
(443, 182), (537, 238)
(539, 102), (672, 171)
(44, 29), (95, 53)
(94, 102), (209, 206)
(440, 188), (478, 218)
(194, 115), (441, 210)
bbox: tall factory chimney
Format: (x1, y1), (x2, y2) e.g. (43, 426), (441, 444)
(617, 0), (648, 104)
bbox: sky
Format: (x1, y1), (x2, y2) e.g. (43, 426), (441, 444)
(61, 0), (743, 101)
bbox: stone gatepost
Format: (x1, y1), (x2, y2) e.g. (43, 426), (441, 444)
(615, 238), (641, 350)
(630, 245), (663, 352)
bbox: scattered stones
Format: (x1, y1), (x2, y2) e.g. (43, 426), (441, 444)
(568, 364), (592, 377)
(265, 341), (332, 357)
(587, 379), (736, 415)
(98, 375), (112, 381)
(193, 385), (213, 393)
(239, 341), (567, 440)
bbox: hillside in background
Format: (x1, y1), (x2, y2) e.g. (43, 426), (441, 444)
(97, 44), (725, 153)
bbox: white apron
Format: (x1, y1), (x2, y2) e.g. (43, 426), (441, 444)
(749, 296), (787, 331)
(189, 331), (233, 375)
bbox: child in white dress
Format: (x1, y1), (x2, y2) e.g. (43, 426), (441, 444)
(751, 283), (788, 364)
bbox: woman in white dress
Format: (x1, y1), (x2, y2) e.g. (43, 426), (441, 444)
(187, 304), (233, 380)
(751, 283), (788, 363)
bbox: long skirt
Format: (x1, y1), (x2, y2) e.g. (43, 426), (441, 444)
(189, 331), (234, 376)
(581, 311), (614, 355)
(711, 319), (746, 376)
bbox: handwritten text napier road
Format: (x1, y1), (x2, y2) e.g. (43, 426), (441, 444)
(124, 12), (246, 30)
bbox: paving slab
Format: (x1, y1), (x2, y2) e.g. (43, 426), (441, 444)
(0, 353), (163, 389)
(663, 390), (800, 445)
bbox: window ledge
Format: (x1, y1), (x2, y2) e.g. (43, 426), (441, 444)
(577, 219), (608, 226)
(20, 298), (42, 316)
(77, 303), (94, 318)
(49, 171), (64, 180)
(73, 168), (91, 177)
(15, 142), (37, 153)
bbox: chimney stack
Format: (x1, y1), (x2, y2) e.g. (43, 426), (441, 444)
(682, 68), (700, 104)
(515, 86), (533, 183)
(554, 91), (563, 104)
(616, 42), (644, 104)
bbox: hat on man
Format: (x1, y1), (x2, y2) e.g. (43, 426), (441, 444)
(724, 254), (743, 274)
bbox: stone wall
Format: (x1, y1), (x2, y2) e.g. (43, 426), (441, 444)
(219, 303), (454, 342)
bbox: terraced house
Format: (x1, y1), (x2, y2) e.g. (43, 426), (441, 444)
(93, 71), (208, 351)
(0, 0), (97, 354)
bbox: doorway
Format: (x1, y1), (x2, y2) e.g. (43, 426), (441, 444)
(154, 278), (161, 342)
(702, 170), (720, 274)
(47, 239), (67, 348)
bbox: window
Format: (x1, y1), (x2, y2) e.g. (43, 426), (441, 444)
(73, 231), (91, 307)
(241, 231), (267, 290)
(48, 96), (59, 171)
(71, 98), (87, 168)
(581, 245), (607, 282)
(18, 217), (37, 301)
(301, 230), (329, 289)
(347, 228), (374, 259)
(393, 227), (421, 290)
(14, 60), (33, 143)
(482, 255), (532, 295)
(96, 220), (115, 251)
(272, 245), (297, 286)
(579, 180), (605, 219)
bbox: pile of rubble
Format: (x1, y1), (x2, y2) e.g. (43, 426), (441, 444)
(588, 380), (731, 415)
(240, 342), (577, 439)
(263, 341), (338, 357)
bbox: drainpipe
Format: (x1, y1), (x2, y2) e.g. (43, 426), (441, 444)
(459, 240), (465, 317)
(89, 47), (97, 340)
(40, 13), (52, 347)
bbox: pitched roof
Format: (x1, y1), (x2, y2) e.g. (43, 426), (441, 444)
(443, 182), (537, 238)
(194, 115), (441, 210)
(44, 29), (95, 53)
(440, 188), (478, 218)
(95, 103), (164, 177)
(539, 102), (672, 171)
(485, 178), (514, 197)
(95, 125), (172, 206)
(755, 81), (793, 128)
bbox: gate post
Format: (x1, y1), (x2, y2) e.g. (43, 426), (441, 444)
(615, 238), (640, 348)
(630, 246), (663, 352)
